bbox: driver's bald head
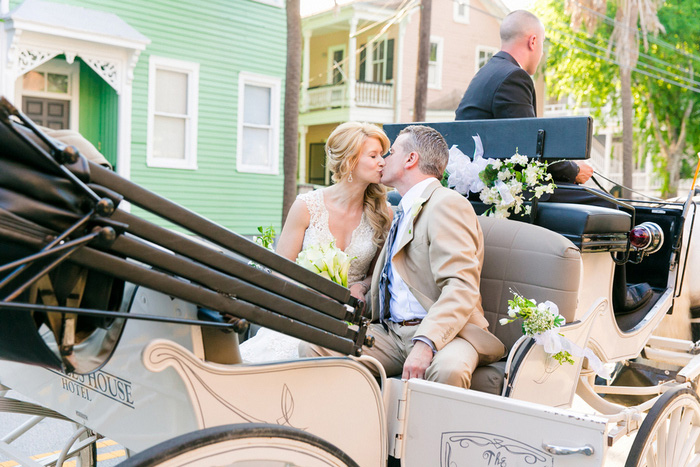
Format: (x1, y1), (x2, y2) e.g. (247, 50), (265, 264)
(500, 10), (543, 46)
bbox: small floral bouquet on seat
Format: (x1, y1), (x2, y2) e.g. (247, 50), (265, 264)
(499, 291), (574, 365)
(446, 135), (556, 219)
(478, 151), (555, 218)
(296, 241), (353, 287)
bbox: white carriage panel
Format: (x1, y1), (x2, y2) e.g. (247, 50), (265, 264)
(576, 253), (615, 323)
(508, 299), (602, 408)
(0, 288), (202, 451)
(142, 340), (387, 467)
(397, 379), (607, 467)
(588, 288), (674, 363)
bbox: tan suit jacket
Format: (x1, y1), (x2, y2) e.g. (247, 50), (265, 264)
(370, 180), (504, 364)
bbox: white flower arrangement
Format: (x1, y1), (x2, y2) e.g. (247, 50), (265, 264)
(446, 136), (556, 219)
(499, 291), (573, 365)
(296, 241), (353, 288)
(500, 290), (609, 377)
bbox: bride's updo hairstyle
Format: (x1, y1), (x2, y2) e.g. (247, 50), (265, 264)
(325, 122), (392, 246)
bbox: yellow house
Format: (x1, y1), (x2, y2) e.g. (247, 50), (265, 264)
(298, 0), (511, 186)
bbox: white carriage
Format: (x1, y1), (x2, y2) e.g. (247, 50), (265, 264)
(0, 96), (699, 466)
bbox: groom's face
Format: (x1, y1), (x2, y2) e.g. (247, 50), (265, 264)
(381, 134), (410, 188)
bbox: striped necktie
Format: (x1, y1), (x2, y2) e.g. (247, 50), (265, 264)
(379, 206), (404, 320)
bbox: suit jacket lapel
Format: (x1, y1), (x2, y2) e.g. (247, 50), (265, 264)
(394, 180), (441, 253)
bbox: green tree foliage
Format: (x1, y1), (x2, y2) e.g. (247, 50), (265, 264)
(538, 0), (700, 197)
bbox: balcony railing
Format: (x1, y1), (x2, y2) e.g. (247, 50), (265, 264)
(356, 81), (393, 108)
(305, 81), (393, 111)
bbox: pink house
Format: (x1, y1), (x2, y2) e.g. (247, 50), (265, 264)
(299, 0), (511, 186)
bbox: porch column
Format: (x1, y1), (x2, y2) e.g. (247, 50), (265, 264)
(604, 131), (613, 180)
(117, 87), (132, 182)
(0, 26), (7, 98)
(298, 125), (308, 184)
(394, 18), (407, 122)
(301, 30), (311, 112)
(348, 17), (357, 109)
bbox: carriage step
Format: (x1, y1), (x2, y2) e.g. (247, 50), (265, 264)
(0, 397), (70, 420)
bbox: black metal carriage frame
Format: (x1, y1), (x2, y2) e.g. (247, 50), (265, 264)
(0, 97), (371, 374)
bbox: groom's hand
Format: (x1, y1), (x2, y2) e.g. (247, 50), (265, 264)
(402, 341), (433, 380)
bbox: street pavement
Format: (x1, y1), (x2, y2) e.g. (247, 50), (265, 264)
(0, 390), (126, 466)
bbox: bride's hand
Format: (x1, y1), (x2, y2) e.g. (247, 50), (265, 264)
(349, 281), (369, 301)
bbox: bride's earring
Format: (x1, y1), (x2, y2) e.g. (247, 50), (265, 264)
(348, 171), (353, 183)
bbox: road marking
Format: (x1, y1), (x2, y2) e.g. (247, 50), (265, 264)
(0, 439), (124, 466)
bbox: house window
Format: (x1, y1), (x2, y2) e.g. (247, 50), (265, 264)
(453, 0), (470, 24)
(476, 46), (498, 72)
(237, 72), (281, 175)
(147, 56), (199, 169)
(368, 38), (394, 83)
(428, 37), (443, 89)
(327, 45), (346, 84)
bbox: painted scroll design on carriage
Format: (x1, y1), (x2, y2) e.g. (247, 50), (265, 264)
(143, 339), (305, 430)
(441, 431), (552, 467)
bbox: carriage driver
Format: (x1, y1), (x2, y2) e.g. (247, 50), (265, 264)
(455, 10), (652, 314)
(301, 125), (505, 389)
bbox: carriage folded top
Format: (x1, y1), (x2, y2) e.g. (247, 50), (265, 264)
(0, 97), (370, 373)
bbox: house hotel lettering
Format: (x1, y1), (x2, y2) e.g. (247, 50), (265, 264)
(57, 370), (134, 408)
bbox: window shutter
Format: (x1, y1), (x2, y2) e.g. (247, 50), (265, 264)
(359, 44), (366, 81)
(386, 39), (395, 81)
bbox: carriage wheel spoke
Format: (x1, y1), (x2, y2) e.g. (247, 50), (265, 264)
(657, 415), (669, 465)
(663, 407), (682, 465)
(646, 445), (657, 467)
(673, 411), (700, 466)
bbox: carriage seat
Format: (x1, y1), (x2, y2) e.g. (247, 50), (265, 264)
(471, 201), (631, 252)
(470, 216), (583, 395)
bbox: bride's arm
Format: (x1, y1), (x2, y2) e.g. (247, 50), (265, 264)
(275, 199), (311, 262)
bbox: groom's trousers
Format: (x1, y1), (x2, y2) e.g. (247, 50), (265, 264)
(299, 320), (480, 389)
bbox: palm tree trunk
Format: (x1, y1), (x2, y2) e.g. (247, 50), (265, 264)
(620, 66), (634, 198)
(282, 0), (301, 225)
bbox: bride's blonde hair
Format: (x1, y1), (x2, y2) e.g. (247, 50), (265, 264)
(326, 122), (392, 246)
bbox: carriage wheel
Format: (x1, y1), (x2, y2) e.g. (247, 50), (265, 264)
(118, 423), (360, 467)
(625, 387), (700, 467)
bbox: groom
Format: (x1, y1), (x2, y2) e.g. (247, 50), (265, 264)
(302, 125), (504, 389)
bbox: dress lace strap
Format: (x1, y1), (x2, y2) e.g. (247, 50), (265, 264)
(298, 190), (325, 226)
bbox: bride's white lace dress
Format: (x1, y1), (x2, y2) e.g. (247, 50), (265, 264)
(239, 189), (378, 363)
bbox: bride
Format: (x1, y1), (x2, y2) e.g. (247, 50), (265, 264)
(239, 122), (393, 363)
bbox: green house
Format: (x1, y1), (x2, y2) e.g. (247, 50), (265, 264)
(0, 0), (286, 235)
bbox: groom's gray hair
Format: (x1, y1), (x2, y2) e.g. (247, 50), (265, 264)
(398, 125), (448, 177)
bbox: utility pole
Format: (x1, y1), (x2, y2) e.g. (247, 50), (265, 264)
(413, 0), (431, 122)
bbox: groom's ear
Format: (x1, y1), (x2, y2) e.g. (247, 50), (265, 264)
(405, 151), (419, 169)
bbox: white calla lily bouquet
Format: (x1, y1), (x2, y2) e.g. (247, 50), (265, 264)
(296, 241), (353, 287)
(446, 136), (556, 219)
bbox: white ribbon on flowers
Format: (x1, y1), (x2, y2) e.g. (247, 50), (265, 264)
(495, 180), (515, 205)
(446, 135), (489, 195)
(533, 330), (610, 379)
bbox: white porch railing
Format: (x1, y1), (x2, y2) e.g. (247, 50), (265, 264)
(307, 84), (347, 109)
(355, 81), (392, 108)
(305, 81), (393, 111)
